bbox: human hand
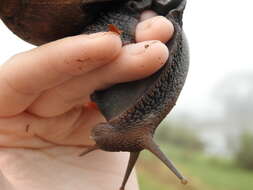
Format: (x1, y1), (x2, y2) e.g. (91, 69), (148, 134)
(0, 13), (174, 190)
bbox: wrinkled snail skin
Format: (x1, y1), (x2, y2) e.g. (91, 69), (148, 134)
(87, 1), (189, 188)
(0, 0), (122, 45)
(0, 0), (189, 189)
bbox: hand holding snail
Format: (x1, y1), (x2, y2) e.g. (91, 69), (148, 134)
(0, 12), (174, 190)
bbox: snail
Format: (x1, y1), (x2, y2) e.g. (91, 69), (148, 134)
(0, 0), (189, 190)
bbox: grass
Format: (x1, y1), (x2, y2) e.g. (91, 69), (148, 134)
(138, 172), (170, 190)
(137, 144), (253, 190)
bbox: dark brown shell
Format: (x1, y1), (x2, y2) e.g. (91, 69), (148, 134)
(0, 0), (115, 45)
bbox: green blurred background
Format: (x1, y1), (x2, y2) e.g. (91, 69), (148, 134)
(136, 122), (253, 190)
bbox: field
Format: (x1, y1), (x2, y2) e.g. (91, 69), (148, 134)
(137, 144), (253, 190)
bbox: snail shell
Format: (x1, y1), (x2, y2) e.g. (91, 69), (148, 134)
(0, 0), (119, 45)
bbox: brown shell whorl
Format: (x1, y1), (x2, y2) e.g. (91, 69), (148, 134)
(0, 0), (117, 45)
(0, 0), (21, 18)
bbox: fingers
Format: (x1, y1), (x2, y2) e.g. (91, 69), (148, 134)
(136, 16), (174, 43)
(27, 16), (173, 117)
(0, 32), (122, 117)
(0, 16), (173, 117)
(28, 40), (169, 117)
(96, 41), (169, 84)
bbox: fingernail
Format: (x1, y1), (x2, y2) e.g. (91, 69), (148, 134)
(137, 16), (174, 32)
(127, 41), (160, 55)
(137, 16), (160, 30)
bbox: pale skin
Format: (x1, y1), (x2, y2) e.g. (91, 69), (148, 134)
(0, 12), (174, 190)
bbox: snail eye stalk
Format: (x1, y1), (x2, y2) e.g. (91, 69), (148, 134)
(145, 139), (188, 185)
(120, 152), (140, 190)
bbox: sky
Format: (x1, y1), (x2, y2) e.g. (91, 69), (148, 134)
(0, 0), (253, 120)
(174, 0), (253, 118)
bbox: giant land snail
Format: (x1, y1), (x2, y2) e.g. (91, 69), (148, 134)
(0, 0), (189, 189)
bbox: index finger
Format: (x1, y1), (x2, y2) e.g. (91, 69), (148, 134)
(0, 32), (122, 117)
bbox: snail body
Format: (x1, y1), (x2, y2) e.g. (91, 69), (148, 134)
(0, 0), (189, 189)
